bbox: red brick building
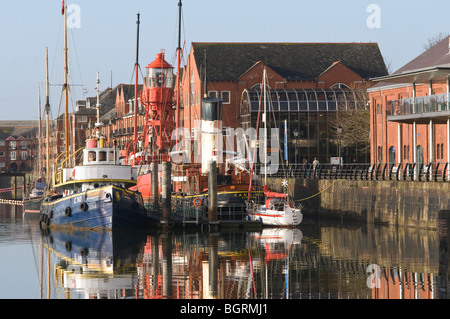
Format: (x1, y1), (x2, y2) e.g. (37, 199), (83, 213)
(369, 36), (450, 168)
(180, 42), (387, 163)
(0, 121), (39, 174)
(99, 84), (143, 160)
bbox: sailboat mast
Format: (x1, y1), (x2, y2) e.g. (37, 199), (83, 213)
(96, 72), (101, 125)
(38, 85), (42, 176)
(263, 68), (267, 185)
(63, 0), (70, 158)
(134, 13), (140, 156)
(45, 48), (51, 190)
(175, 0), (182, 149)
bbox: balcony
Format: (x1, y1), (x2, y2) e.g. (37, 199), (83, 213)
(386, 93), (450, 124)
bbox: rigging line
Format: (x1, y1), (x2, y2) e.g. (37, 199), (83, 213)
(181, 10), (187, 66)
(138, 64), (145, 81)
(267, 88), (288, 173)
(69, 27), (86, 95)
(294, 179), (342, 202)
(49, 17), (63, 93)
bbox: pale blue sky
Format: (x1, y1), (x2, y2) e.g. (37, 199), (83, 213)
(0, 0), (448, 120)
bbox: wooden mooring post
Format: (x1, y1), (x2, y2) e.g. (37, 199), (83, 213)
(208, 160), (218, 230)
(161, 161), (172, 227)
(151, 162), (159, 210)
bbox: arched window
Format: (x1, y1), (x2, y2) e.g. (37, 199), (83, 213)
(389, 146), (396, 164)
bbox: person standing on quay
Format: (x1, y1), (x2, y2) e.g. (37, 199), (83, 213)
(313, 157), (319, 178)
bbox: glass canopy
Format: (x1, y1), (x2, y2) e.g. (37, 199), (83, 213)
(242, 88), (361, 113)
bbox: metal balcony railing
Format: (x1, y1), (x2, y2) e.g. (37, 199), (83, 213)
(386, 93), (450, 117)
(259, 162), (450, 182)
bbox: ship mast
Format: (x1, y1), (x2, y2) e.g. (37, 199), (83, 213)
(38, 85), (42, 176)
(175, 0), (182, 150)
(134, 13), (140, 156)
(45, 48), (51, 190)
(63, 0), (70, 158)
(95, 72), (102, 128)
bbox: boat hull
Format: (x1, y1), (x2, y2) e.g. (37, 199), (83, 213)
(248, 208), (303, 227)
(134, 171), (262, 220)
(23, 195), (45, 218)
(40, 185), (151, 231)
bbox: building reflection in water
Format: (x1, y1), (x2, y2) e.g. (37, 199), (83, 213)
(36, 219), (445, 299)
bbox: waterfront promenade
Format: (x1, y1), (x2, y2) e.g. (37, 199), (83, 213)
(266, 162), (450, 230)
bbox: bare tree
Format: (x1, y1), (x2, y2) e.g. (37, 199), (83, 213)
(422, 32), (449, 52)
(330, 89), (370, 156)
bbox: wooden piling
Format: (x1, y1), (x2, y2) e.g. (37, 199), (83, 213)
(151, 162), (159, 209)
(14, 176), (17, 200)
(208, 160), (218, 225)
(161, 232), (173, 298)
(161, 161), (172, 225)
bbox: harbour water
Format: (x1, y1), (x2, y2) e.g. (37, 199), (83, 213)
(0, 202), (446, 300)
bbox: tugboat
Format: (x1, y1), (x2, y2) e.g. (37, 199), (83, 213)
(39, 74), (150, 231)
(39, 131), (149, 231)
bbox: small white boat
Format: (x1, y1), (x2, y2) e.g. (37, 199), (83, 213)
(247, 186), (302, 227)
(246, 68), (303, 227)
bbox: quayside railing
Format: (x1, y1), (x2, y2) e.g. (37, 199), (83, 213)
(257, 162), (450, 182)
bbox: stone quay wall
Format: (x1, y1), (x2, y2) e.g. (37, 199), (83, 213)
(267, 178), (450, 230)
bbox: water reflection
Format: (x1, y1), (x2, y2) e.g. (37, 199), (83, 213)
(0, 201), (444, 299)
(33, 220), (444, 300)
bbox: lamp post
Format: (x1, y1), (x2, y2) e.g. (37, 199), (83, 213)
(337, 125), (343, 166)
(293, 129), (299, 165)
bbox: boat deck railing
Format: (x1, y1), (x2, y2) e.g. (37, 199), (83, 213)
(54, 147), (85, 185)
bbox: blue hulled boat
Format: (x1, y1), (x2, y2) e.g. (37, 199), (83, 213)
(39, 135), (154, 231)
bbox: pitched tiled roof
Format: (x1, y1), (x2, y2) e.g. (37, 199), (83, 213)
(74, 84), (143, 116)
(393, 36), (450, 74)
(0, 121), (38, 139)
(192, 42), (388, 82)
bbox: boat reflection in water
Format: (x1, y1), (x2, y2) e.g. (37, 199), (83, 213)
(40, 229), (148, 299)
(38, 222), (443, 299)
(39, 227), (303, 299)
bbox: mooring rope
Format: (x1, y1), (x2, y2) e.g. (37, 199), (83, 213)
(294, 179), (342, 202)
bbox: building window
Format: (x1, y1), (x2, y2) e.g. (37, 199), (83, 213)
(437, 143), (444, 160)
(0, 152), (4, 157)
(21, 151), (27, 161)
(208, 91), (218, 98)
(9, 141), (16, 150)
(20, 141), (27, 149)
(60, 133), (65, 140)
(0, 140), (4, 146)
(404, 145), (410, 160)
(0, 162), (5, 168)
(221, 91), (231, 104)
(79, 116), (88, 123)
(222, 127), (231, 137)
(10, 151), (16, 161)
(191, 70), (195, 106)
(388, 146), (396, 163)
